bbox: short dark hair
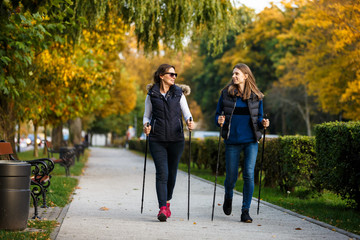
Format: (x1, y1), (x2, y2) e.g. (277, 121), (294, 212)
(153, 64), (175, 84)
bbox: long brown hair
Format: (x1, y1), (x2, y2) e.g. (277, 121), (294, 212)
(224, 63), (264, 100)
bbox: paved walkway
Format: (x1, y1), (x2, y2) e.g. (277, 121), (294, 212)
(54, 147), (358, 240)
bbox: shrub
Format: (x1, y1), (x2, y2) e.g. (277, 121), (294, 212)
(204, 137), (226, 175)
(128, 139), (143, 152)
(256, 138), (281, 188)
(180, 139), (207, 169)
(315, 121), (360, 209)
(277, 136), (317, 192)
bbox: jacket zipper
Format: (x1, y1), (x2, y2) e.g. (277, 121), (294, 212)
(227, 101), (237, 139)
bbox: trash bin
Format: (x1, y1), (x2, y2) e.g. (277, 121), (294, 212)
(0, 160), (31, 231)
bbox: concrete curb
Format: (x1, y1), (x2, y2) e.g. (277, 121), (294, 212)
(188, 173), (360, 240)
(50, 203), (71, 240)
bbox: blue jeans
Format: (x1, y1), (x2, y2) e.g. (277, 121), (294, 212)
(224, 142), (258, 211)
(149, 140), (185, 208)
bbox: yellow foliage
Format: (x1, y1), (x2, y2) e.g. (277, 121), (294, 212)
(29, 15), (134, 124)
(278, 0), (360, 118)
(340, 78), (360, 120)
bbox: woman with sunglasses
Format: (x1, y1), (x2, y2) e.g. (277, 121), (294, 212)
(215, 63), (269, 223)
(143, 63), (194, 222)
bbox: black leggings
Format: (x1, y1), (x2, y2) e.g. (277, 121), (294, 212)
(149, 140), (185, 208)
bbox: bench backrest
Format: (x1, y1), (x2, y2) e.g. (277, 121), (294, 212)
(45, 141), (53, 149)
(0, 142), (14, 155)
(45, 140), (54, 158)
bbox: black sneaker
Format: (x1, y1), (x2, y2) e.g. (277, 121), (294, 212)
(241, 209), (253, 223)
(223, 197), (232, 215)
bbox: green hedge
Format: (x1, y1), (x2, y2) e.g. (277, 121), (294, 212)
(255, 136), (316, 192)
(257, 138), (281, 188)
(128, 139), (146, 152)
(131, 136), (316, 189)
(278, 136), (316, 192)
(180, 138), (225, 173)
(129, 121), (360, 209)
(315, 121), (360, 209)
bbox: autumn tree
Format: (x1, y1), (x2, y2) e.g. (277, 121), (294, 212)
(1, 0), (236, 151)
(92, 30), (204, 138)
(222, 1), (335, 135)
(0, 1), (73, 150)
(280, 0), (360, 121)
(181, 6), (254, 130)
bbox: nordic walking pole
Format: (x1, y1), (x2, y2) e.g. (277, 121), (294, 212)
(257, 127), (266, 215)
(211, 111), (224, 221)
(187, 117), (192, 221)
(141, 122), (150, 214)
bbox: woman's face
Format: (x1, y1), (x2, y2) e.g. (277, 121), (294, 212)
(232, 68), (247, 86)
(161, 67), (177, 87)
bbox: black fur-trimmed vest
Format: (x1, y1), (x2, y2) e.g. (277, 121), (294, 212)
(148, 83), (185, 142)
(221, 88), (262, 141)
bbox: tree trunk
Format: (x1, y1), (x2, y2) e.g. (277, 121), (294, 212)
(0, 98), (18, 159)
(89, 133), (92, 146)
(43, 123), (48, 155)
(17, 120), (21, 153)
(281, 109), (287, 135)
(69, 117), (82, 145)
(304, 91), (312, 136)
(51, 123), (63, 151)
(33, 122), (39, 157)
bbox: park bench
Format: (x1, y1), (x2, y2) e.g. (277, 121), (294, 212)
(74, 143), (85, 162)
(0, 141), (54, 219)
(45, 141), (76, 177)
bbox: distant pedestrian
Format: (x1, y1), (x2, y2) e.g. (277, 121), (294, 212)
(143, 63), (194, 222)
(215, 63), (269, 223)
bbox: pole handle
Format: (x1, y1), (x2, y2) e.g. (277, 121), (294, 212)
(188, 117), (193, 132)
(219, 111), (224, 127)
(145, 122), (150, 136)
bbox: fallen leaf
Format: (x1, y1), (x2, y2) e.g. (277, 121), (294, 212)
(76, 187), (81, 189)
(257, 224), (262, 226)
(295, 228), (302, 230)
(100, 207), (109, 211)
(193, 222), (197, 225)
(218, 203), (221, 206)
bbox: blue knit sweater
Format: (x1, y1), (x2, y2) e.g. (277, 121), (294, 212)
(215, 95), (264, 144)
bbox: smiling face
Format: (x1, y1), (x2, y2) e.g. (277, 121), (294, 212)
(232, 68), (247, 87)
(161, 67), (177, 87)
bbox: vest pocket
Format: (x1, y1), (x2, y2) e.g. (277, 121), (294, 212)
(178, 119), (183, 133)
(152, 119), (157, 134)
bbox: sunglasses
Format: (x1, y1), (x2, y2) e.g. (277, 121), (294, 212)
(164, 72), (178, 78)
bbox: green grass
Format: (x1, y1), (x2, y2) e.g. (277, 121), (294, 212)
(0, 220), (58, 240)
(46, 176), (79, 207)
(18, 149), (88, 177)
(178, 162), (360, 235)
(17, 149), (89, 207)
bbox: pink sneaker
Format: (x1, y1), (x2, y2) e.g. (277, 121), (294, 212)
(166, 203), (171, 218)
(157, 206), (167, 222)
